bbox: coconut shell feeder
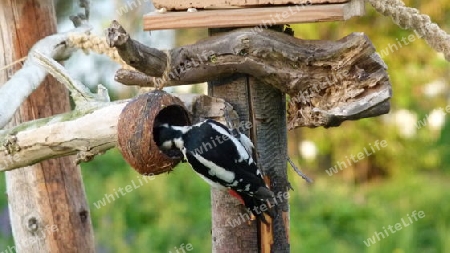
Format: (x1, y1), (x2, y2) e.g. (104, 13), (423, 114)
(108, 0), (392, 252)
(117, 90), (191, 175)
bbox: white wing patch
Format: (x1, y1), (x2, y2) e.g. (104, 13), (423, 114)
(194, 171), (227, 190)
(170, 125), (191, 134)
(192, 153), (236, 183)
(238, 133), (254, 157)
(208, 122), (250, 162)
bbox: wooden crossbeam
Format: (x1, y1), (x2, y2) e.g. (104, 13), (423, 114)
(144, 0), (364, 31)
(153, 0), (350, 11)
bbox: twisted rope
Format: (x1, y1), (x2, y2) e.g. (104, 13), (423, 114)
(367, 0), (450, 61)
(66, 33), (134, 69)
(67, 34), (173, 89)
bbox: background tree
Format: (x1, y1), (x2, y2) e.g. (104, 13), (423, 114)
(0, 0), (94, 252)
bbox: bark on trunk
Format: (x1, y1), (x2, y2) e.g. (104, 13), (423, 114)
(209, 27), (289, 253)
(0, 0), (95, 252)
(209, 74), (259, 252)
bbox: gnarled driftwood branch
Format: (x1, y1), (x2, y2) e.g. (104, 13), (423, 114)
(107, 21), (391, 129)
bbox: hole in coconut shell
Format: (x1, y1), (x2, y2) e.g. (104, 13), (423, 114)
(153, 105), (191, 160)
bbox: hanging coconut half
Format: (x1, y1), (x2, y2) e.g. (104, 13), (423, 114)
(117, 90), (191, 175)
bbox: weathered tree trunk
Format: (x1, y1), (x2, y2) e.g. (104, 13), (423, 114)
(249, 79), (290, 253)
(209, 73), (259, 252)
(0, 1), (95, 252)
(209, 27), (289, 253)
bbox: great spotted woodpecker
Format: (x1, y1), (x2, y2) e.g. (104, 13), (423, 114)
(154, 119), (275, 223)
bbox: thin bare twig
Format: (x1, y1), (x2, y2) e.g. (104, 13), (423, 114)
(287, 156), (313, 183)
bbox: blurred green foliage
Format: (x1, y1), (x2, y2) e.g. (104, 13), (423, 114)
(79, 149), (213, 252)
(2, 150), (450, 252)
(1, 0), (450, 252)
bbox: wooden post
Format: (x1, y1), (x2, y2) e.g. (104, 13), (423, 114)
(209, 27), (289, 253)
(0, 0), (95, 252)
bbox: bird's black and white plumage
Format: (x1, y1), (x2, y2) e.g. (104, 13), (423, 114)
(154, 119), (275, 222)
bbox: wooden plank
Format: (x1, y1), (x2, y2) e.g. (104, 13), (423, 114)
(153, 0), (349, 10)
(144, 1), (364, 30)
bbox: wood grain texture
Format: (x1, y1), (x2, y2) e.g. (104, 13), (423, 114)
(153, 0), (349, 10)
(209, 74), (260, 252)
(0, 0), (95, 252)
(249, 79), (289, 252)
(0, 103), (124, 171)
(110, 24), (391, 130)
(144, 1), (364, 30)
(208, 26), (288, 253)
(107, 20), (167, 77)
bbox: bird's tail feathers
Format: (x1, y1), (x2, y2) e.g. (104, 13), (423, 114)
(242, 187), (276, 225)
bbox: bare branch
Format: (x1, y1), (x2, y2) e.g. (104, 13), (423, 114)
(287, 156), (313, 183)
(105, 20), (167, 77)
(114, 69), (153, 87)
(108, 21), (391, 129)
(0, 26), (91, 129)
(0, 94), (235, 172)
